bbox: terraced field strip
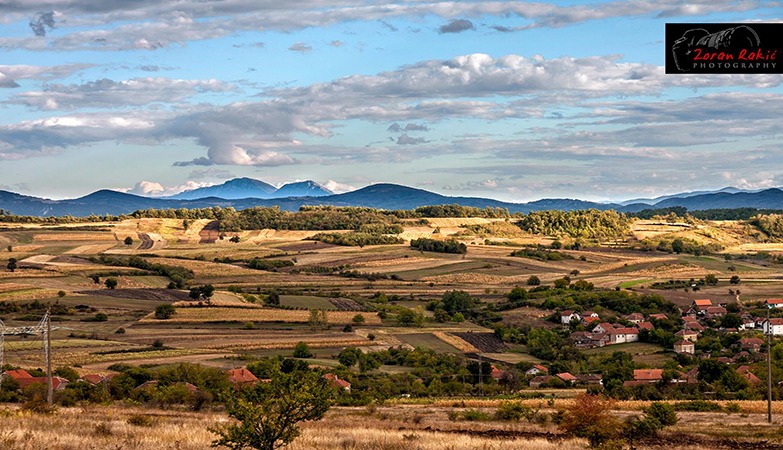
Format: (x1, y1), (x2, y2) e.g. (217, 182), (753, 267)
(280, 295), (338, 310)
(204, 337), (371, 351)
(4, 339), (127, 350)
(139, 307), (382, 324)
(432, 332), (480, 353)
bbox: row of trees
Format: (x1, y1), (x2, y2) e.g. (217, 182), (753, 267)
(515, 209), (632, 239)
(410, 238), (467, 254)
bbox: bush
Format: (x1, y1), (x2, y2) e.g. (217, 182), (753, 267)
(673, 400), (723, 412)
(293, 341), (313, 358)
(154, 304), (175, 319)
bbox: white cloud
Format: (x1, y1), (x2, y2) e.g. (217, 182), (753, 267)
(323, 180), (356, 194)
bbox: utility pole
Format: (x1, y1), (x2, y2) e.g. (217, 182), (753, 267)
(767, 303), (773, 424)
(0, 319), (4, 394)
(45, 308), (53, 406)
(478, 353), (483, 397)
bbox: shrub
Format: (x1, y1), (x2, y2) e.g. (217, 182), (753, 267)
(154, 304), (175, 319)
(293, 341), (313, 358)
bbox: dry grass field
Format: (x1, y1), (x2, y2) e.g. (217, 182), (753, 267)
(3, 216), (783, 448)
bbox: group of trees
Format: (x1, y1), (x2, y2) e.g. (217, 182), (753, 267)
(410, 238), (467, 254)
(92, 255), (194, 288)
(309, 232), (404, 247)
(515, 209), (632, 240)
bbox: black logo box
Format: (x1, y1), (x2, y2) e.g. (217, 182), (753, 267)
(666, 23), (783, 74)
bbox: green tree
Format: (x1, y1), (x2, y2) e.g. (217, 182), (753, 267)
(124, 236), (134, 246)
(396, 307), (424, 326)
(211, 369), (335, 450)
(104, 277), (118, 289)
(704, 274), (718, 286)
(266, 291), (280, 306)
(155, 304), (176, 319)
(730, 275), (740, 285)
(671, 239), (684, 254)
(526, 275), (541, 286)
(293, 342), (313, 358)
(351, 314), (365, 324)
(7, 257), (17, 272)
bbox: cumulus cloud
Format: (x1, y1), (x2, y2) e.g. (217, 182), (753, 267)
(0, 1), (767, 51)
(387, 122), (429, 132)
(323, 179), (356, 193)
(438, 19), (474, 34)
(123, 180), (214, 196)
(396, 134), (428, 145)
(6, 77), (234, 110)
(328, 40), (343, 47)
(0, 72), (20, 88)
(288, 42), (312, 53)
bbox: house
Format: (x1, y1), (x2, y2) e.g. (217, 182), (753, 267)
(79, 374), (107, 386)
(227, 368), (259, 387)
(4, 369), (33, 381)
(626, 313), (644, 324)
(673, 340), (695, 355)
(15, 376), (69, 391)
(674, 329), (699, 342)
(608, 328), (639, 344)
(740, 337), (764, 352)
(529, 375), (554, 388)
(324, 373), (351, 391)
(560, 310), (581, 325)
(581, 316), (601, 327)
(763, 318), (783, 336)
(489, 365), (505, 381)
(570, 331), (594, 348)
(649, 313), (668, 321)
(688, 299), (713, 315)
(767, 299), (783, 309)
(556, 372), (577, 385)
(704, 306), (727, 319)
(576, 374), (603, 386)
(632, 369), (663, 383)
(582, 311), (599, 319)
(683, 320), (705, 332)
(525, 364), (549, 376)
(740, 318), (756, 330)
(635, 321), (654, 331)
(591, 333), (610, 347)
(592, 323), (615, 334)
(736, 366), (761, 385)
(676, 367), (699, 384)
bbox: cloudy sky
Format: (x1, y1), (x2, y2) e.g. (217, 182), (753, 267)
(0, 1), (781, 202)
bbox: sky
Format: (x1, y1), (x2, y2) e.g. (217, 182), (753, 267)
(0, 1), (782, 203)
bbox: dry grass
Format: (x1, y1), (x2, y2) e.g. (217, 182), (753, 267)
(139, 307), (382, 325)
(432, 332), (479, 353)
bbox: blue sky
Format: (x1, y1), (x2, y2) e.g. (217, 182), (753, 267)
(0, 1), (781, 202)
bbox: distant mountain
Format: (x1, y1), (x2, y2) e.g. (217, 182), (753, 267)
(272, 181), (332, 198)
(2, 183), (783, 217)
(618, 187), (750, 206)
(169, 177), (277, 200)
(650, 188), (783, 210)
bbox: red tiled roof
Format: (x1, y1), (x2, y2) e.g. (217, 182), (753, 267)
(767, 298), (783, 305)
(556, 372), (577, 381)
(227, 368), (259, 385)
(324, 373), (351, 389)
(636, 322), (654, 331)
(4, 369), (33, 380)
(694, 299), (713, 307)
(634, 369), (663, 381)
(80, 374), (106, 385)
(16, 376), (68, 390)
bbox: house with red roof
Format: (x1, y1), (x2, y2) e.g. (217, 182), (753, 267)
(556, 372), (577, 385)
(560, 310), (581, 325)
(632, 369), (663, 383)
(764, 318), (783, 336)
(766, 299), (783, 309)
(525, 364), (549, 376)
(227, 368), (259, 387)
(608, 327), (639, 344)
(740, 337), (764, 352)
(324, 373), (351, 391)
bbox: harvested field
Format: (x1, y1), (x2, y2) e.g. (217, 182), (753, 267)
(32, 232), (116, 241)
(329, 297), (363, 310)
(138, 307), (382, 324)
(432, 331), (479, 353)
(77, 288), (192, 302)
(453, 332), (507, 353)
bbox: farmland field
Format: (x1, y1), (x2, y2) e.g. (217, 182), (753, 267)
(2, 214), (783, 449)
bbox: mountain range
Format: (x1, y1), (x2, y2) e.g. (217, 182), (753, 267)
(1, 178), (782, 217)
(167, 178), (332, 200)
